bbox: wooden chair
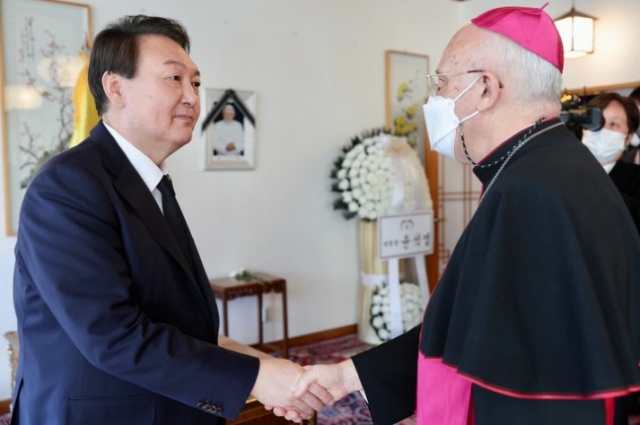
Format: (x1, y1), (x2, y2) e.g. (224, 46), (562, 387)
(4, 332), (18, 397)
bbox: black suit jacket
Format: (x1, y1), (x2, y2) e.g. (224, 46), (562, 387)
(12, 122), (259, 425)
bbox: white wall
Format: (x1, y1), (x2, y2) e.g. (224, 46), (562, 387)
(1, 0), (638, 400)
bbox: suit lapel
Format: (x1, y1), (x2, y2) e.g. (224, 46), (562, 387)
(115, 165), (194, 275)
(90, 123), (217, 330)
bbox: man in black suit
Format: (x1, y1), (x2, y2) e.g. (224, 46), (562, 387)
(11, 15), (328, 425)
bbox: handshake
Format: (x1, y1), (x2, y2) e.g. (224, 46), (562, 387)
(251, 357), (362, 423)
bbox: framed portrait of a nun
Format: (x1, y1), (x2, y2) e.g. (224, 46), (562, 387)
(201, 88), (256, 170)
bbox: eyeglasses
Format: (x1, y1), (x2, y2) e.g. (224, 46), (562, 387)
(425, 69), (503, 96)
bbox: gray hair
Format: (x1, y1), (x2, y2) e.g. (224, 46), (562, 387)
(483, 31), (562, 106)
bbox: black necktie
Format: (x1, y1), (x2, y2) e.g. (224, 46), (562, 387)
(157, 174), (194, 274)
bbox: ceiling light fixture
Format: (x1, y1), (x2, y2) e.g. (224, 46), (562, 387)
(554, 1), (597, 58)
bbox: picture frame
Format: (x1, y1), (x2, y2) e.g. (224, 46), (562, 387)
(385, 50), (430, 165)
(201, 88), (256, 170)
(1, 0), (92, 235)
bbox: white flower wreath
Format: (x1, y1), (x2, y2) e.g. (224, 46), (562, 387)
(369, 282), (424, 342)
(331, 129), (431, 221)
(331, 130), (395, 220)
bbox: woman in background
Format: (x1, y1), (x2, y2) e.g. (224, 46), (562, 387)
(621, 86), (640, 164)
(583, 92), (640, 232)
(583, 93), (640, 424)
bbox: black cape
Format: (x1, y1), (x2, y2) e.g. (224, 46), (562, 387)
(353, 119), (640, 425)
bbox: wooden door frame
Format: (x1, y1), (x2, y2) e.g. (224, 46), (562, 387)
(425, 138), (439, 292)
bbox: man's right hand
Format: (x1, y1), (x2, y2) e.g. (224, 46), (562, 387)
(251, 358), (333, 422)
(267, 359), (363, 421)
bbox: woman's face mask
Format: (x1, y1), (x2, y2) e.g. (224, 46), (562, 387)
(582, 128), (627, 164)
(422, 76), (481, 160)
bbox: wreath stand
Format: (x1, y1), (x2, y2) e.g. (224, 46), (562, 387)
(360, 135), (433, 344)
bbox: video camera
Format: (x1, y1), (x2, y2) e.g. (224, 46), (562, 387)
(559, 94), (604, 134)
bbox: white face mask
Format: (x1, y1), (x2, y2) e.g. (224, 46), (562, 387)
(422, 76), (481, 160)
(630, 132), (640, 148)
(582, 128), (627, 163)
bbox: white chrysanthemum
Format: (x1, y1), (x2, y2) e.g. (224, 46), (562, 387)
(360, 200), (374, 218)
(333, 134), (424, 220)
(342, 192), (353, 203)
(369, 281), (424, 342)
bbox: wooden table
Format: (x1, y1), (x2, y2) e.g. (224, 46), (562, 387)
(209, 272), (289, 358)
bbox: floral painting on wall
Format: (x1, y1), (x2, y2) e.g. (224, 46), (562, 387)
(385, 50), (429, 165)
(1, 0), (91, 235)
